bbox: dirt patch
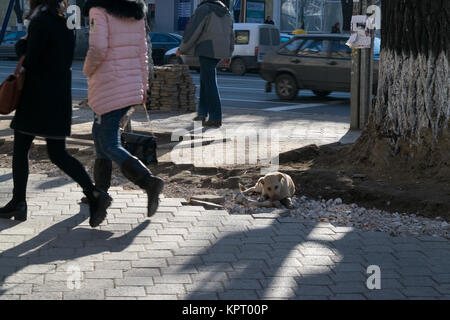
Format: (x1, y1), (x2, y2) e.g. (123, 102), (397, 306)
(0, 136), (448, 221)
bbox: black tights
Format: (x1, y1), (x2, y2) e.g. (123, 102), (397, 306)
(12, 130), (94, 202)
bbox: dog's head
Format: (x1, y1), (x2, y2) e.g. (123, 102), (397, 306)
(260, 173), (284, 201)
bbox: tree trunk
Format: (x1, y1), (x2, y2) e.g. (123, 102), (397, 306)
(352, 0), (450, 172)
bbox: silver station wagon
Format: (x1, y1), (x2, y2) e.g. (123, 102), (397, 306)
(260, 33), (380, 100)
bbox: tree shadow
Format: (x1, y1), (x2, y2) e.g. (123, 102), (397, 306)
(0, 211), (150, 295)
(176, 218), (351, 299)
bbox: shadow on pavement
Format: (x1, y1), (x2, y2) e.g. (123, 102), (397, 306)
(0, 211), (150, 295)
(178, 218), (449, 300)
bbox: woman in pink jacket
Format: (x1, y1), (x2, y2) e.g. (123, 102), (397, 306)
(82, 0), (163, 222)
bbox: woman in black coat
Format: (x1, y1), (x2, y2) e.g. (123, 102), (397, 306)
(0, 0), (111, 228)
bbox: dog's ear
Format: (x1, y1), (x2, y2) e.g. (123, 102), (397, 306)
(258, 177), (265, 185)
(277, 173), (284, 182)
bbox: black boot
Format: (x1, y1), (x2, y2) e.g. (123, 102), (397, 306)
(204, 120), (222, 128)
(94, 158), (112, 192)
(84, 187), (113, 228)
(0, 199), (27, 221)
(81, 159), (112, 204)
(120, 156), (164, 217)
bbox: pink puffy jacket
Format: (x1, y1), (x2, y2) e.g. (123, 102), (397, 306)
(83, 7), (148, 116)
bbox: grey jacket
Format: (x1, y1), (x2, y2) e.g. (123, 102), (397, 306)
(179, 0), (234, 59)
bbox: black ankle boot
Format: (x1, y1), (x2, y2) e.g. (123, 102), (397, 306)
(193, 116), (206, 126)
(81, 159), (112, 204)
(204, 120), (222, 128)
(0, 199), (27, 221)
(84, 187), (113, 228)
(94, 158), (112, 192)
(120, 156), (164, 217)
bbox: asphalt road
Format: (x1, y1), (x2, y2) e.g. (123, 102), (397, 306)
(0, 59), (351, 118)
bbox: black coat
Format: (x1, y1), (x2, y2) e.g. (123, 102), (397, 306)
(11, 11), (75, 137)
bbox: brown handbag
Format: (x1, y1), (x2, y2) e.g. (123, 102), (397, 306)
(0, 56), (26, 115)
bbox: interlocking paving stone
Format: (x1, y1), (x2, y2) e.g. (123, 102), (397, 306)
(1, 173), (450, 300)
(219, 290), (259, 300)
(106, 287), (146, 297)
(401, 287), (441, 297)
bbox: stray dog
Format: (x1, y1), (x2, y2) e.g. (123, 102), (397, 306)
(238, 172), (296, 209)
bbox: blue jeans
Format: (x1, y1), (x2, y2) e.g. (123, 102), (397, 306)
(92, 107), (132, 166)
(198, 56), (221, 122)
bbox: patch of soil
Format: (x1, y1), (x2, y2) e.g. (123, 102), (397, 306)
(0, 138), (448, 221)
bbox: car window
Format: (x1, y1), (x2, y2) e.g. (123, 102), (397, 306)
(3, 31), (24, 42)
(278, 38), (304, 56)
(297, 39), (328, 57)
(329, 39), (352, 58)
(271, 28), (280, 46)
(3, 33), (17, 41)
(259, 28), (271, 46)
(235, 30), (249, 45)
(170, 34), (183, 42)
(151, 34), (171, 43)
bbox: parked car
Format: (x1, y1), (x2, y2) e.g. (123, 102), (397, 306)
(164, 23), (281, 76)
(150, 32), (182, 65)
(260, 33), (380, 100)
(280, 32), (294, 43)
(0, 31), (26, 59)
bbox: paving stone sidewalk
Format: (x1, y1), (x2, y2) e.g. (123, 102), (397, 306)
(0, 169), (449, 300)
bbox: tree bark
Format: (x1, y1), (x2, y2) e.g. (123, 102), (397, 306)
(352, 0), (450, 171)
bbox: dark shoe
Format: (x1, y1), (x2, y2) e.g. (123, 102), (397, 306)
(120, 156), (164, 217)
(193, 116), (206, 121)
(84, 187), (113, 228)
(81, 159), (113, 204)
(0, 200), (27, 221)
(193, 116), (206, 126)
(204, 120), (222, 128)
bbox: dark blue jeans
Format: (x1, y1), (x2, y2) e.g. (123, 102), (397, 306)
(198, 56), (221, 122)
(92, 107), (132, 166)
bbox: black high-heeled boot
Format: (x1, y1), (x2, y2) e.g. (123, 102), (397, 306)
(84, 187), (113, 228)
(0, 199), (27, 221)
(120, 156), (164, 217)
(81, 159), (112, 204)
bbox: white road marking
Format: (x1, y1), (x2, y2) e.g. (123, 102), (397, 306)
(264, 101), (346, 111)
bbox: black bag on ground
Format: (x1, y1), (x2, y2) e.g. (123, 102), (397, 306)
(121, 132), (158, 165)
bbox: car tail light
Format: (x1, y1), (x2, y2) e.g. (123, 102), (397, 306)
(255, 46), (259, 57)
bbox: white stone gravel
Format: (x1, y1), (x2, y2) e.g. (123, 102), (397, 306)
(217, 190), (450, 239)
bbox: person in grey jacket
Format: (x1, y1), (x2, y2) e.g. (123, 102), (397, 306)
(177, 0), (234, 128)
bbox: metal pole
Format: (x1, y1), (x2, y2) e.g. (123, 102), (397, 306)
(0, 0), (16, 44)
(350, 0), (361, 130)
(359, 0), (374, 129)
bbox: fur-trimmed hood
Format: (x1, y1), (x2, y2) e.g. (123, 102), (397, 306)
(82, 0), (147, 20)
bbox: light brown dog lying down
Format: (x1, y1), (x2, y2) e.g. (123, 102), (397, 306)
(238, 172), (296, 209)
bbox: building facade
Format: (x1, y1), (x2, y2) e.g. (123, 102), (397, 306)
(153, 0), (357, 34)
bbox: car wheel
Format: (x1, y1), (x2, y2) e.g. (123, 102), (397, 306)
(312, 90), (331, 97)
(231, 58), (246, 76)
(168, 55), (182, 65)
(275, 74), (298, 100)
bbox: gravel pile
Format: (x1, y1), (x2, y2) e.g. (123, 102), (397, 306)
(220, 190), (450, 239)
